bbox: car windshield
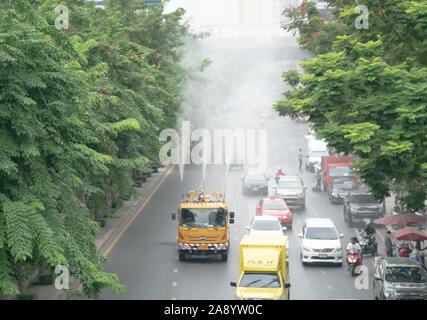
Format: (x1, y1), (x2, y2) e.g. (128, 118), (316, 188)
(277, 180), (301, 189)
(333, 180), (357, 191)
(239, 273), (281, 288)
(245, 174), (265, 183)
(385, 267), (425, 283)
(311, 151), (329, 157)
(305, 227), (338, 240)
(329, 166), (353, 177)
(350, 194), (377, 203)
(263, 201), (288, 210)
(252, 220), (281, 231)
(180, 208), (227, 228)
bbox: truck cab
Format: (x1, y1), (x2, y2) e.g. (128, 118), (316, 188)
(172, 190), (234, 262)
(230, 236), (290, 300)
(321, 155), (357, 191)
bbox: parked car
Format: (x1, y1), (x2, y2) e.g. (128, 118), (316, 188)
(256, 197), (293, 229)
(242, 172), (269, 195)
(328, 178), (358, 204)
(274, 175), (306, 209)
(245, 216), (286, 236)
(343, 190), (385, 227)
(298, 218), (344, 266)
(373, 257), (427, 300)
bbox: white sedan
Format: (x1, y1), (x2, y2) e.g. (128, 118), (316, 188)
(246, 216), (287, 236)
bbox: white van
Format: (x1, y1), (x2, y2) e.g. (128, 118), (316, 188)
(298, 218), (344, 266)
(306, 139), (329, 171)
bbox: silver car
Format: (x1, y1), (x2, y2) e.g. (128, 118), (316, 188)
(373, 257), (427, 300)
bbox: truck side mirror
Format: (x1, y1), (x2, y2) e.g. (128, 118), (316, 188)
(171, 213), (176, 220)
(284, 283), (291, 288)
(230, 281), (237, 287)
(230, 218), (235, 224)
(230, 211), (235, 219)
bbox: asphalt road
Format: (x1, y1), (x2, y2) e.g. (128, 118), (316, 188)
(99, 35), (384, 300)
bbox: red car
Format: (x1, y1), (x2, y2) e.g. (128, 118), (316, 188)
(256, 197), (293, 229)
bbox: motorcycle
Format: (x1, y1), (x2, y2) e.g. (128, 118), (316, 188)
(346, 250), (362, 277)
(359, 234), (378, 255)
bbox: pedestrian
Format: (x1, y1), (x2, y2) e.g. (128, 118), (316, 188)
(298, 148), (303, 170)
(411, 245), (421, 262)
(384, 231), (393, 257)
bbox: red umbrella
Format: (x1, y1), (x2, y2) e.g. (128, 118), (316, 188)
(393, 228), (427, 241)
(373, 213), (425, 225)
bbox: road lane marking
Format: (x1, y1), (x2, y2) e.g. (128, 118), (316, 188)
(171, 297), (177, 300)
(173, 269), (178, 274)
(327, 285), (333, 290)
(172, 282), (177, 287)
(174, 256), (178, 261)
(104, 165), (176, 257)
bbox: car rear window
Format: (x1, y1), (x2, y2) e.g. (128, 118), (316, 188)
(263, 201), (288, 210)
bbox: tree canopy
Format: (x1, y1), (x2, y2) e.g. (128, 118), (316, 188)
(0, 0), (193, 298)
(276, 0), (427, 209)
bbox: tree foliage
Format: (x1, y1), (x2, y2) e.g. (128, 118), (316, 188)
(0, 0), (192, 298)
(276, 0), (427, 209)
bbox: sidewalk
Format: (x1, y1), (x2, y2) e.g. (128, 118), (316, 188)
(14, 166), (173, 300)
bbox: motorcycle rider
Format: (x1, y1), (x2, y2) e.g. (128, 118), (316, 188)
(275, 167), (284, 184)
(345, 237), (362, 270)
(359, 221), (377, 251)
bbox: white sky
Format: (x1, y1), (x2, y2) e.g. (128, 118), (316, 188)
(164, 0), (239, 27)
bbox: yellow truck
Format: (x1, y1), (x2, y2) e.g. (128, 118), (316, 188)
(230, 235), (290, 300)
(171, 190), (234, 262)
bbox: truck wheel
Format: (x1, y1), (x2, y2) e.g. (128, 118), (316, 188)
(221, 253), (228, 262)
(179, 252), (186, 261)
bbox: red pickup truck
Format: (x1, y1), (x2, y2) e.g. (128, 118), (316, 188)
(321, 156), (358, 191)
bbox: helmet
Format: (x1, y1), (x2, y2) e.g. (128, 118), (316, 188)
(366, 221), (372, 226)
(351, 236), (358, 242)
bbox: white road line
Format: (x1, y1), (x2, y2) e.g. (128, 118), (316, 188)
(173, 269), (178, 274)
(172, 282), (177, 287)
(174, 256), (178, 261)
(327, 285), (333, 290)
(171, 297), (177, 300)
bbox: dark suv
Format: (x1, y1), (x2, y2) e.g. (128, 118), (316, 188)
(328, 178), (358, 204)
(373, 257), (427, 300)
(343, 190), (385, 227)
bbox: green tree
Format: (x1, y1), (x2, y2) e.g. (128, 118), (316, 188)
(276, 0), (427, 210)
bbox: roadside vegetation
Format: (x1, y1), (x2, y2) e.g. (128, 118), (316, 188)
(0, 0), (196, 298)
(275, 0), (426, 210)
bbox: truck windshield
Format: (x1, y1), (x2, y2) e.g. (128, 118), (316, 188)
(180, 208), (227, 228)
(329, 166), (353, 177)
(240, 273), (281, 288)
(385, 267), (425, 283)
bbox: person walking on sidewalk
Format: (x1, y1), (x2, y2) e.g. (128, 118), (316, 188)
(298, 148), (303, 170)
(384, 231), (394, 257)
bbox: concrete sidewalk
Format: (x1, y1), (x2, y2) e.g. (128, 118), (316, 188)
(14, 166), (172, 300)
